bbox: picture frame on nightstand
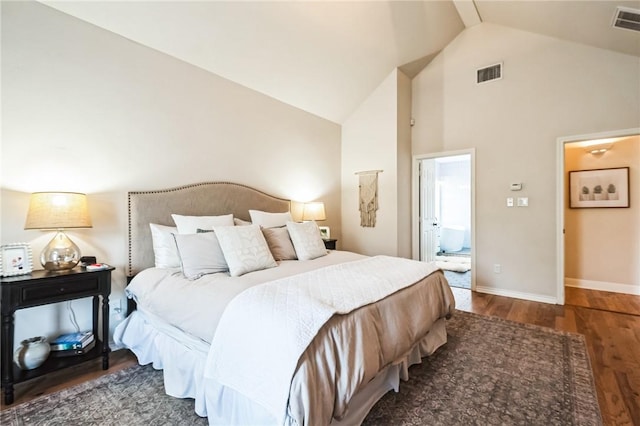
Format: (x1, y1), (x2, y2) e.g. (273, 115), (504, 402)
(0, 243), (33, 277)
(318, 226), (330, 239)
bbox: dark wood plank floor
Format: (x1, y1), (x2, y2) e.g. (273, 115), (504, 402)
(2, 288), (639, 425)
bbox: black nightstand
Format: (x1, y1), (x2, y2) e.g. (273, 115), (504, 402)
(1, 267), (113, 405)
(323, 239), (337, 250)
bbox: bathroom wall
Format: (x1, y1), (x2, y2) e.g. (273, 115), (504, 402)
(437, 155), (471, 250)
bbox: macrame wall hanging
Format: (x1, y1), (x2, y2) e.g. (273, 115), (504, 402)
(356, 170), (382, 227)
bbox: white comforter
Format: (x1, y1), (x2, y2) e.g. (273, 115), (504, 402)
(205, 256), (440, 425)
(125, 251), (367, 343)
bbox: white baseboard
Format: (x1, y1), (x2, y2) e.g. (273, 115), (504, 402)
(565, 278), (640, 296)
(475, 285), (558, 305)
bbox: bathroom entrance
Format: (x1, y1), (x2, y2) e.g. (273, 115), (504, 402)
(416, 151), (473, 289)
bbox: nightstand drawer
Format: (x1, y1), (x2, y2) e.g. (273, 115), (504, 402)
(21, 276), (100, 305)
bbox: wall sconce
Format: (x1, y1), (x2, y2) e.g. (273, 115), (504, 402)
(302, 202), (326, 222)
(24, 192), (92, 271)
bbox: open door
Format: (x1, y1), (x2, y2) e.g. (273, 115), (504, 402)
(419, 159), (439, 262)
(413, 149), (475, 290)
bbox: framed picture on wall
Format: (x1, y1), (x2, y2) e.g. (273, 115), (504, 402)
(0, 243), (33, 277)
(318, 226), (331, 239)
(569, 167), (629, 208)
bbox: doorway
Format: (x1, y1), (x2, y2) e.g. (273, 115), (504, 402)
(556, 128), (640, 304)
(413, 149), (475, 290)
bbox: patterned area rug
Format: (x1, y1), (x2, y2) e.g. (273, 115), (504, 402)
(363, 311), (601, 425)
(1, 311), (601, 425)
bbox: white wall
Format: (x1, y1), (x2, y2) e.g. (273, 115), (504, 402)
(413, 23), (640, 302)
(1, 2), (341, 345)
(396, 70), (412, 259)
(341, 69), (412, 257)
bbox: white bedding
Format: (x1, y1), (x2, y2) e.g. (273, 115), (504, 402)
(206, 256), (440, 425)
(125, 250), (366, 343)
(118, 250), (455, 425)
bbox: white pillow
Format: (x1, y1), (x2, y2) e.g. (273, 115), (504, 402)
(248, 210), (293, 229)
(214, 225), (277, 277)
(149, 223), (180, 268)
(172, 232), (228, 279)
(286, 221), (328, 261)
(171, 213), (234, 234)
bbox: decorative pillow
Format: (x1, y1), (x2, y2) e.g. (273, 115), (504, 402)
(149, 223), (180, 268)
(234, 218), (252, 226)
(171, 213), (234, 234)
(248, 210), (293, 229)
(286, 221), (328, 261)
(172, 232), (228, 279)
(213, 225), (277, 277)
(262, 227), (297, 261)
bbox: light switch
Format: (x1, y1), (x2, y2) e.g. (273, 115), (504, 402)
(507, 197), (514, 207)
(517, 197), (529, 207)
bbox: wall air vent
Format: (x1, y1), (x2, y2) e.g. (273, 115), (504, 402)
(476, 63), (502, 84)
(612, 6), (640, 32)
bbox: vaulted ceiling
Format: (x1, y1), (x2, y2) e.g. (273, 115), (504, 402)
(41, 1), (640, 124)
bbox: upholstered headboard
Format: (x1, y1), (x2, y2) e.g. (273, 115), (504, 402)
(127, 182), (291, 276)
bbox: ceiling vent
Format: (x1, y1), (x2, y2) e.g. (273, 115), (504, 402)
(612, 6), (640, 32)
(476, 63), (502, 84)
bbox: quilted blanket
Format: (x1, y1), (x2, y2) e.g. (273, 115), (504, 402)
(204, 255), (440, 425)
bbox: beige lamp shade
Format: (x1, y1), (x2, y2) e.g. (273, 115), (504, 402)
(302, 202), (326, 221)
(24, 192), (92, 271)
(24, 192), (92, 230)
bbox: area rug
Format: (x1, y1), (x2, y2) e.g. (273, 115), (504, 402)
(363, 311), (601, 425)
(1, 311), (601, 425)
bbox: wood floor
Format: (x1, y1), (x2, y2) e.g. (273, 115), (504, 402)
(2, 287), (639, 425)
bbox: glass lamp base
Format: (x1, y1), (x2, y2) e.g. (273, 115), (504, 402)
(41, 230), (81, 271)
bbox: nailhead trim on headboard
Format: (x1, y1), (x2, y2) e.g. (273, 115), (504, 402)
(127, 182), (291, 277)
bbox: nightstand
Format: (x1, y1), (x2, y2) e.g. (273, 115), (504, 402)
(323, 239), (337, 250)
(1, 266), (113, 405)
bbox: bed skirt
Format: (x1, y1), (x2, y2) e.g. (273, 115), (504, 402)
(114, 309), (449, 425)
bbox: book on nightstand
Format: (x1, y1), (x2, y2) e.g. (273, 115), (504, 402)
(50, 339), (96, 357)
(50, 331), (94, 351)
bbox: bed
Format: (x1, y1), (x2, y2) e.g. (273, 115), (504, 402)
(114, 181), (455, 425)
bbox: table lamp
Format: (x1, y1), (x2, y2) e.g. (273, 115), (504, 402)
(24, 192), (92, 271)
(302, 202), (326, 222)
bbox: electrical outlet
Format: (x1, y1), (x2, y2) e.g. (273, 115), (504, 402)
(494, 264), (501, 273)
